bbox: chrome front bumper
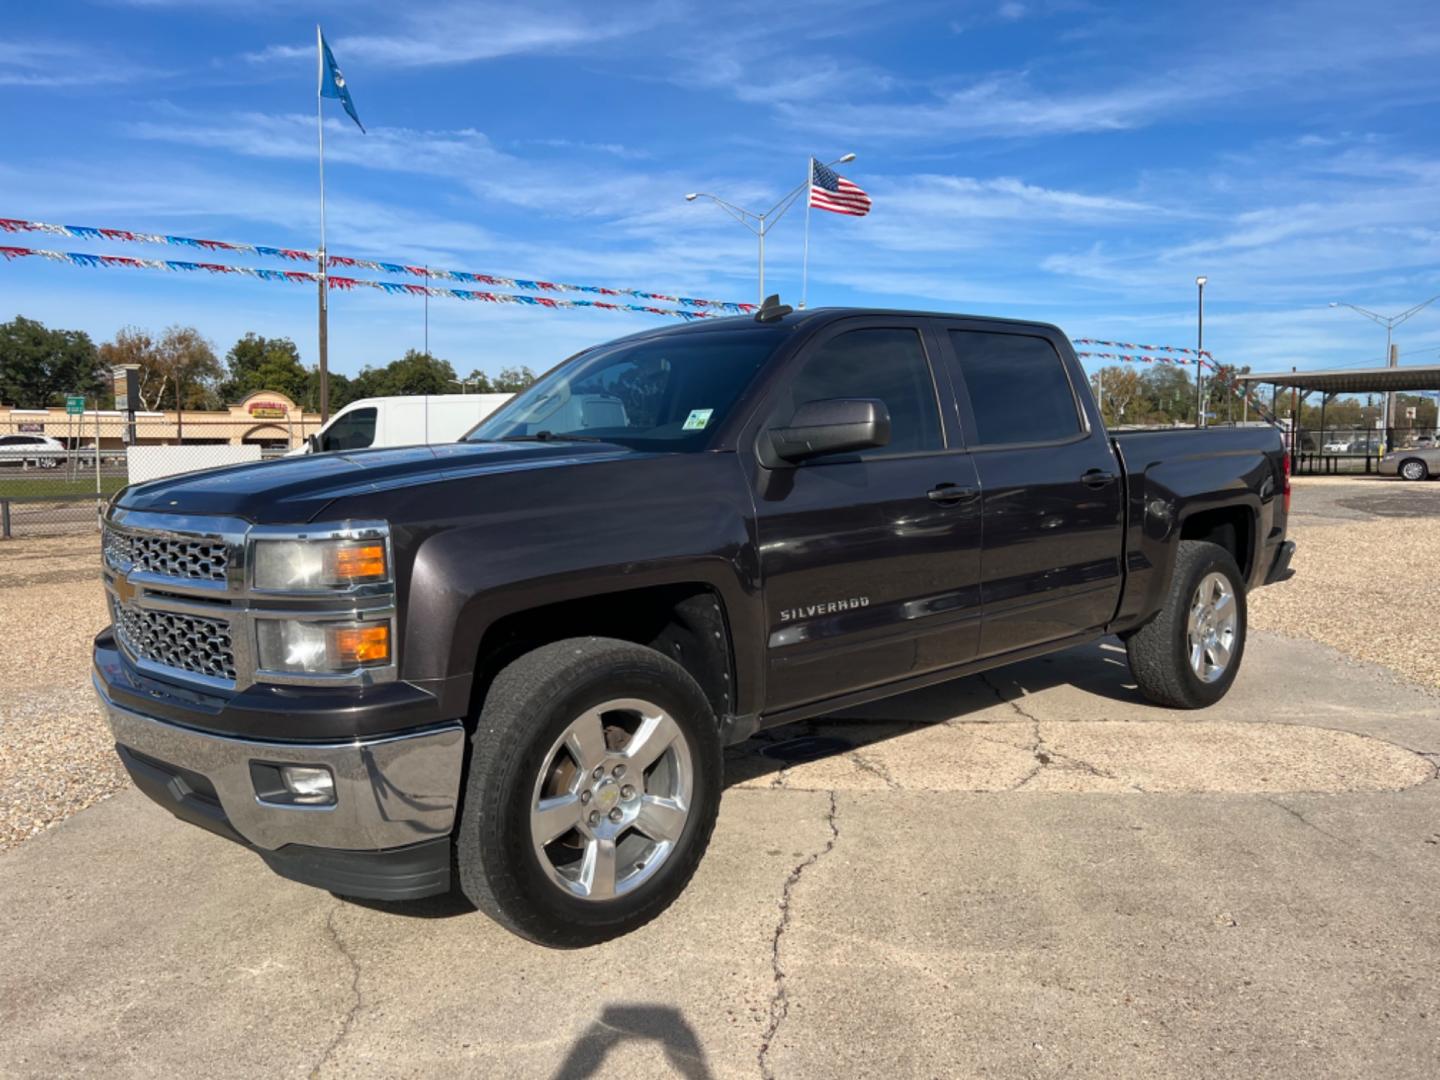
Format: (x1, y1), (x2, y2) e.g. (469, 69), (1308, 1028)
(95, 675), (465, 852)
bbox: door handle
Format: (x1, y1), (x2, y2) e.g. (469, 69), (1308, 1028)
(928, 483), (979, 504)
(1081, 469), (1117, 488)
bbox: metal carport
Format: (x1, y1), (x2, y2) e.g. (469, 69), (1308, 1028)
(1236, 365), (1440, 474)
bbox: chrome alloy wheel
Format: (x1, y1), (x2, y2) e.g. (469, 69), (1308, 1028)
(529, 698), (694, 901)
(1186, 571), (1238, 683)
(1401, 460), (1427, 481)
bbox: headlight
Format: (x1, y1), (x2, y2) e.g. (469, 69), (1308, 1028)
(252, 537), (389, 591)
(256, 619), (392, 674)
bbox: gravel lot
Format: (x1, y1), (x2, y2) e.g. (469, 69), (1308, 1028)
(0, 533), (119, 850)
(0, 474), (1434, 852)
(1249, 474), (1440, 691)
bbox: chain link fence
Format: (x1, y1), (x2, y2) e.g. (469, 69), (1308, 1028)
(1, 416), (310, 540)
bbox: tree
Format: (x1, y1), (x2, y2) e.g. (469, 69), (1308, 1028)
(1138, 364), (1197, 425)
(1095, 366), (1142, 427)
(352, 350), (458, 398)
(159, 326), (222, 411)
(99, 325), (220, 411)
(220, 333), (308, 405)
(0, 316), (102, 407)
(460, 370), (497, 393)
(99, 327), (161, 409)
(309, 368), (361, 413)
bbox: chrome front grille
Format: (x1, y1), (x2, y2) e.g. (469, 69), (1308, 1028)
(102, 510), (397, 691)
(110, 596), (237, 682)
(103, 525), (229, 582)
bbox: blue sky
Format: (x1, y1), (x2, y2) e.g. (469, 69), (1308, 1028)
(3, 0), (1440, 383)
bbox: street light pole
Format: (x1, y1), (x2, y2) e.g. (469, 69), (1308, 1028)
(1195, 276), (1207, 429)
(1329, 292), (1440, 452)
(686, 153), (856, 307)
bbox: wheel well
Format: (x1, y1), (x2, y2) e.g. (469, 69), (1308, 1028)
(1179, 506), (1254, 578)
(469, 585), (735, 723)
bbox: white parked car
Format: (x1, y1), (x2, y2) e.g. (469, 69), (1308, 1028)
(0, 433), (65, 468)
(290, 394), (513, 455)
(1322, 437), (1356, 452)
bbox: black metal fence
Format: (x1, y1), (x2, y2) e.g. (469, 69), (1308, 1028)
(1290, 424), (1437, 475)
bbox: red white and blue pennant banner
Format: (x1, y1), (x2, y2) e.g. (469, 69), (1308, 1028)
(0, 246), (720, 321)
(0, 218), (755, 314)
(1072, 338), (1213, 361)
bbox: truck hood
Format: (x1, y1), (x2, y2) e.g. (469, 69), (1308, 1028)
(116, 440), (633, 523)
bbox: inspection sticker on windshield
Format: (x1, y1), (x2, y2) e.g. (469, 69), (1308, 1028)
(682, 408), (714, 431)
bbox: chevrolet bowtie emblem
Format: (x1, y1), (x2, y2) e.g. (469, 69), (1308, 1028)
(112, 574), (137, 605)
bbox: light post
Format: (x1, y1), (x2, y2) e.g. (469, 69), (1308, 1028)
(1195, 275), (1207, 429)
(1329, 292), (1440, 451)
(685, 153), (855, 306)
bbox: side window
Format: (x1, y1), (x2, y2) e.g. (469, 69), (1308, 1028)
(319, 407), (377, 452)
(949, 331), (1081, 445)
(777, 328), (942, 456)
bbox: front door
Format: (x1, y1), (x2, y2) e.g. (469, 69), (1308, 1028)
(747, 320), (985, 713)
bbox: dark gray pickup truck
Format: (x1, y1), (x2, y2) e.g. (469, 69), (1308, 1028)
(94, 304), (1294, 946)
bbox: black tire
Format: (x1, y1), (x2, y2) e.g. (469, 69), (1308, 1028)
(1125, 540), (1247, 709)
(1398, 458), (1428, 482)
(456, 637), (722, 948)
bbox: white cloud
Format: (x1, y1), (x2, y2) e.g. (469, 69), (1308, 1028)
(0, 40), (155, 88)
(245, 2), (674, 68)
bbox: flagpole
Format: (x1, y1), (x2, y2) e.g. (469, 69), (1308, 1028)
(316, 24), (330, 424)
(800, 157), (813, 310)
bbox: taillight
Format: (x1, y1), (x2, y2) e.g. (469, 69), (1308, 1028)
(1282, 452), (1292, 514)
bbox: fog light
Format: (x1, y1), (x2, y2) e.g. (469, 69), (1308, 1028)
(280, 765), (335, 805)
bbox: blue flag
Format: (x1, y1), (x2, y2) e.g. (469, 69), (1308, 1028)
(318, 29), (364, 133)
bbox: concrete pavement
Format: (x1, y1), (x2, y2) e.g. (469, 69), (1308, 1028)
(2, 631), (1438, 1078)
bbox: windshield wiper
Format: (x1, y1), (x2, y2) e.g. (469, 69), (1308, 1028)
(499, 431), (613, 444)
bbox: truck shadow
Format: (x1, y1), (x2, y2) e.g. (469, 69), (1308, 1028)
(724, 636), (1146, 790)
(550, 1003), (713, 1080)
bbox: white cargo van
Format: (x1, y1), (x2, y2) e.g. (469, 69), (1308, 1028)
(293, 394), (512, 455)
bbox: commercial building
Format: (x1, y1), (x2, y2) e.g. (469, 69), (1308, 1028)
(0, 391), (321, 451)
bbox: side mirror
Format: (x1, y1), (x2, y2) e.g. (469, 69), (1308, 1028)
(767, 398), (891, 464)
(306, 433), (320, 454)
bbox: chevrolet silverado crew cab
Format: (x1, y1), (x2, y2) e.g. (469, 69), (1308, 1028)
(93, 303), (1295, 947)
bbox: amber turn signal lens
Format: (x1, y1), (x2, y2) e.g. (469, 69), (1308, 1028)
(329, 543), (387, 582)
(331, 624), (390, 666)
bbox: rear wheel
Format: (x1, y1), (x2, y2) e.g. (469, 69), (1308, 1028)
(1399, 458), (1429, 481)
(456, 637), (722, 947)
(1126, 540), (1247, 709)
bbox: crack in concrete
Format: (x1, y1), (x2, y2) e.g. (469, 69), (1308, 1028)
(757, 790), (839, 1080)
(310, 905), (364, 1079)
(978, 672), (1123, 789)
(848, 751), (900, 789)
(1262, 795), (1345, 843)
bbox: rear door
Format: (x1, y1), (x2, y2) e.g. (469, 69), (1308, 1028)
(746, 318), (984, 712)
(934, 322), (1124, 658)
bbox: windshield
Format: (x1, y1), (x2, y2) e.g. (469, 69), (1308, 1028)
(466, 331), (779, 451)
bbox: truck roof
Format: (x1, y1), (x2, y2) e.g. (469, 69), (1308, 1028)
(625, 305), (1068, 343)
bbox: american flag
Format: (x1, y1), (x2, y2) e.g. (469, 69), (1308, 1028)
(809, 160), (872, 217)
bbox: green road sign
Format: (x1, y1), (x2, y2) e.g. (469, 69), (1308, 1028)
(65, 395), (85, 415)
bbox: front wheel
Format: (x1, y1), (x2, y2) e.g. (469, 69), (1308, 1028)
(1399, 458), (1429, 481)
(456, 637), (722, 947)
(1126, 540), (1247, 709)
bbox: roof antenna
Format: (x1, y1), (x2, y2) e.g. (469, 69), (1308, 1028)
(754, 294), (793, 323)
